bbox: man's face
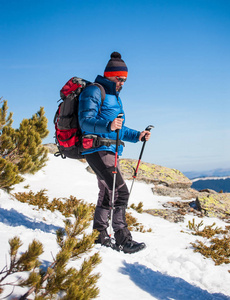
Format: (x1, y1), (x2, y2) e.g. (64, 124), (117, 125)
(106, 76), (127, 92)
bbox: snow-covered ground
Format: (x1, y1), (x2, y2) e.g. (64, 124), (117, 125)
(0, 154), (230, 299)
(192, 176), (230, 182)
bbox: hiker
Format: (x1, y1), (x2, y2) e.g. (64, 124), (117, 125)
(78, 52), (151, 253)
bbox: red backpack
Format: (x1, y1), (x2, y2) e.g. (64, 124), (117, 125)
(54, 77), (105, 159)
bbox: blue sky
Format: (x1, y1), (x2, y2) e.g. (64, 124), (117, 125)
(1, 0), (229, 172)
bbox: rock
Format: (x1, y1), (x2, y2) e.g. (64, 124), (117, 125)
(119, 159), (192, 188)
(145, 191), (230, 223)
(198, 189), (217, 194)
(86, 165), (94, 174)
(145, 209), (186, 223)
(153, 185), (199, 199)
(196, 193), (230, 221)
(145, 200), (204, 223)
(43, 143), (58, 154)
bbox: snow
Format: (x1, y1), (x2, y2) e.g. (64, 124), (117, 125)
(0, 154), (230, 299)
(192, 176), (230, 182)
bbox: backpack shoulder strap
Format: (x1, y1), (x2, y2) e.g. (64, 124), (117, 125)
(90, 83), (105, 103)
(87, 83), (106, 113)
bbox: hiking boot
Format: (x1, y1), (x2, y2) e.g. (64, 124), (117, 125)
(114, 227), (146, 254)
(95, 229), (113, 248)
(117, 240), (146, 254)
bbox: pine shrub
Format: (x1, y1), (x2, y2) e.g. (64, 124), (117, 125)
(126, 211), (152, 233)
(130, 201), (144, 213)
(0, 201), (101, 299)
(191, 237), (230, 265)
(0, 99), (49, 191)
(188, 219), (230, 267)
(13, 190), (95, 218)
(187, 219), (204, 232)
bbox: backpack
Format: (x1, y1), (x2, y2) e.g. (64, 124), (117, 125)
(54, 77), (106, 159)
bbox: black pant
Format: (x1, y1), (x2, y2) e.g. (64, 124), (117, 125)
(85, 151), (129, 232)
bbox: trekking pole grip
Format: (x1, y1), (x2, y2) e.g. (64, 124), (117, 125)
(141, 125), (154, 142)
(113, 113), (124, 169)
(115, 113), (124, 149)
(116, 113), (124, 130)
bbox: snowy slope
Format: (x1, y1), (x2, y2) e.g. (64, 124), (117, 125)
(0, 154), (230, 299)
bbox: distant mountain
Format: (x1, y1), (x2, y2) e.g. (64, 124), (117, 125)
(184, 168), (230, 179)
(191, 177), (230, 193)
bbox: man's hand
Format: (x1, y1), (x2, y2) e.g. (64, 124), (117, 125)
(111, 118), (124, 131)
(139, 130), (151, 141)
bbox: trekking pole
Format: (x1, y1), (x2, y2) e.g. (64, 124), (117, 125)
(109, 113), (124, 238)
(129, 125), (154, 199)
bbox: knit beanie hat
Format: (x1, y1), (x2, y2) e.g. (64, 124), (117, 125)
(104, 52), (128, 78)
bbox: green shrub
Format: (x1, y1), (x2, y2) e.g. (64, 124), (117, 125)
(188, 219), (230, 267)
(0, 202), (101, 299)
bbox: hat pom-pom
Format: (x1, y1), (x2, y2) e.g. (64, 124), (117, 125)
(111, 52), (121, 59)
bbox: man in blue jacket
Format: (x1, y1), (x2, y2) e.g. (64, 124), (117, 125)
(78, 52), (151, 253)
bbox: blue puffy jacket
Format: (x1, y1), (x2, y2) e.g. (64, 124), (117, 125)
(78, 75), (140, 156)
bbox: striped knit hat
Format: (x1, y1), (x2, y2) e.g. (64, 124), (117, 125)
(104, 52), (128, 78)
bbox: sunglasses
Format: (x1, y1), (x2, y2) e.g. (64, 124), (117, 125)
(116, 77), (127, 83)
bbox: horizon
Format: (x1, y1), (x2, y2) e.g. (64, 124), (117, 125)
(1, 0), (229, 173)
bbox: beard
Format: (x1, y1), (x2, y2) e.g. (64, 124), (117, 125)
(117, 86), (123, 92)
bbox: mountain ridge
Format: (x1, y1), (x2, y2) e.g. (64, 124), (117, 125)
(184, 168), (230, 179)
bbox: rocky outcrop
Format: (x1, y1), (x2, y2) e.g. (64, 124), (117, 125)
(147, 188), (230, 223)
(119, 159), (192, 188)
(120, 159), (230, 223)
(196, 193), (230, 221)
(144, 208), (186, 223)
(152, 186), (218, 200)
(43, 143), (58, 154)
(145, 200), (203, 223)
(152, 185), (199, 200)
